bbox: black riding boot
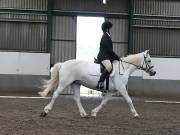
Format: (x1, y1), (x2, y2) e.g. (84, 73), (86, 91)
(96, 69), (110, 89)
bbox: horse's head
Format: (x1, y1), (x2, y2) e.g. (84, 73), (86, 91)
(121, 50), (156, 76)
(142, 50), (156, 76)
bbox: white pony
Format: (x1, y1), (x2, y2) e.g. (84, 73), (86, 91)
(39, 50), (156, 118)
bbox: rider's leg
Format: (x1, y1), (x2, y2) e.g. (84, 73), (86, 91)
(96, 60), (112, 89)
(102, 60), (112, 72)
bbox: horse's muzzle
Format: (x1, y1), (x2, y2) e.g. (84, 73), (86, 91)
(149, 70), (156, 76)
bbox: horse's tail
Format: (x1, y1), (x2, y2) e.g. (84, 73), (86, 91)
(38, 63), (62, 97)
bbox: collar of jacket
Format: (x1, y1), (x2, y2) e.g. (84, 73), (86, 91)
(106, 32), (111, 37)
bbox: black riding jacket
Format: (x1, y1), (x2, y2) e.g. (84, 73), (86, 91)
(97, 32), (119, 62)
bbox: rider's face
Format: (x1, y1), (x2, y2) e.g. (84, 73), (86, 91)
(109, 28), (112, 33)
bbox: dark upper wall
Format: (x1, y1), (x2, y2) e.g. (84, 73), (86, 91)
(131, 0), (180, 57)
(0, 0), (47, 10)
(52, 0), (129, 14)
(0, 0), (48, 52)
(134, 0), (180, 16)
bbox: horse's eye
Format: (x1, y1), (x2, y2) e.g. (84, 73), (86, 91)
(148, 60), (151, 63)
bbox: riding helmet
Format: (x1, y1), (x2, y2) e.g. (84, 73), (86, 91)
(101, 21), (113, 32)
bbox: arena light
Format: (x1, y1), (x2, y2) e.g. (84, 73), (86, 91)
(103, 0), (107, 4)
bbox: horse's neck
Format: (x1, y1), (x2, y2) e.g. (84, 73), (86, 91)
(121, 53), (143, 77)
(124, 53), (142, 65)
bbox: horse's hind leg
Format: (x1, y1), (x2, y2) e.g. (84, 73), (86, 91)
(40, 83), (67, 117)
(91, 93), (112, 117)
(71, 84), (88, 117)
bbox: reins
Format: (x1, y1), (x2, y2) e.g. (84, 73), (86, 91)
(118, 55), (153, 75)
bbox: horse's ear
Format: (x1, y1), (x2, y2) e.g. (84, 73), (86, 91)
(146, 50), (150, 53)
(144, 50), (150, 57)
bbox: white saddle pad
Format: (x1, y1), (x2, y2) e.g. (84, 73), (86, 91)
(88, 62), (116, 77)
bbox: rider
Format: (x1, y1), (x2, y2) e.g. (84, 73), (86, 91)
(96, 21), (120, 89)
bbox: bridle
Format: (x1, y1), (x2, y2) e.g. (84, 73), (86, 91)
(118, 54), (154, 75)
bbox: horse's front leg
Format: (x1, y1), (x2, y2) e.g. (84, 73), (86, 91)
(72, 84), (88, 117)
(91, 93), (112, 117)
(119, 86), (139, 118)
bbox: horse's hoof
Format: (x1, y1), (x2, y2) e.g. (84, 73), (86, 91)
(133, 114), (140, 119)
(91, 112), (97, 117)
(80, 113), (88, 118)
(40, 111), (47, 117)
